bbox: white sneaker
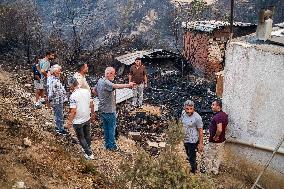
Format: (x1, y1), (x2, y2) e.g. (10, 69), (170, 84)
(84, 153), (94, 160)
(88, 154), (94, 160)
(34, 101), (42, 109)
(40, 98), (46, 104)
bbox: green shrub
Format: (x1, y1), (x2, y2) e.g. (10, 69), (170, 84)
(115, 121), (213, 189)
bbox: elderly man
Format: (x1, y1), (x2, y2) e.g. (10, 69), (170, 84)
(204, 100), (228, 175)
(67, 77), (96, 160)
(180, 100), (204, 174)
(94, 67), (135, 151)
(74, 62), (91, 92)
(47, 64), (68, 135)
(129, 57), (147, 107)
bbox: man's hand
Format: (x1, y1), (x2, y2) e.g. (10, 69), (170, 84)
(91, 113), (96, 124)
(66, 122), (72, 130)
(35, 75), (41, 80)
(129, 82), (136, 88)
(198, 143), (204, 152)
(213, 135), (219, 141)
(46, 102), (51, 109)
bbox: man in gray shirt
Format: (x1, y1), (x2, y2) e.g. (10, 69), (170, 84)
(94, 67), (135, 151)
(180, 100), (204, 173)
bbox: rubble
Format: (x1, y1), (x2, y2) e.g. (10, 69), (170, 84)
(23, 137), (32, 147)
(114, 59), (216, 152)
(12, 181), (26, 189)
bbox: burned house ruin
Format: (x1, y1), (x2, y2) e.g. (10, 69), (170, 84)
(182, 20), (256, 79)
(110, 50), (216, 153)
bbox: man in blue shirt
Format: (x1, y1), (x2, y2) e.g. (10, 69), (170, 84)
(39, 50), (56, 103)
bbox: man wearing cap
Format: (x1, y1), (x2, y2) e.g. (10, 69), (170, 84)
(129, 57), (147, 107)
(180, 100), (204, 174)
(74, 63), (91, 93)
(47, 64), (68, 135)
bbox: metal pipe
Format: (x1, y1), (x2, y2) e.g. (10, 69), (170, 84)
(251, 136), (284, 189)
(230, 0), (234, 34)
(226, 138), (284, 155)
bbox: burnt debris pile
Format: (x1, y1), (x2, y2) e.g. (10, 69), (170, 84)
(115, 57), (217, 149)
(145, 70), (216, 125)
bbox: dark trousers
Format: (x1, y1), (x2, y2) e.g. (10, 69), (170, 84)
(73, 120), (92, 156)
(184, 142), (199, 173)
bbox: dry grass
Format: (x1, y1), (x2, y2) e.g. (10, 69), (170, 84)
(220, 147), (284, 189)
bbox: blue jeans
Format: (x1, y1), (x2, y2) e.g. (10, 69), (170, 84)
(100, 113), (117, 150)
(52, 103), (64, 132)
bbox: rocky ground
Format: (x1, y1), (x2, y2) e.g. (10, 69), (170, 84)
(0, 68), (142, 189)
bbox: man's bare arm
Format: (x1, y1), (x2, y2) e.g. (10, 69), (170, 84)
(213, 123), (223, 141)
(113, 82), (135, 89)
(89, 100), (96, 123)
(198, 128), (204, 152)
(129, 74), (132, 83)
(144, 75), (148, 86)
(67, 108), (77, 129)
(41, 70), (48, 77)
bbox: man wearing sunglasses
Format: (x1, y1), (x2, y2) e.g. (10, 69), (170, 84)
(180, 100), (204, 174)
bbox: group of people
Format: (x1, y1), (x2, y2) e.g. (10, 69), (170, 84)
(32, 53), (148, 160)
(32, 51), (228, 174)
(181, 99), (228, 175)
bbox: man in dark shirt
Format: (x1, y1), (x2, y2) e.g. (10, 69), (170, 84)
(129, 57), (147, 107)
(204, 100), (228, 175)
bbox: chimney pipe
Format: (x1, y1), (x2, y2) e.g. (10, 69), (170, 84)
(256, 6), (275, 41)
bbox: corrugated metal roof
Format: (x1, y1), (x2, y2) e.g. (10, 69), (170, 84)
(182, 20), (254, 32)
(94, 88), (133, 111)
(116, 49), (163, 65)
(275, 22), (284, 28)
(269, 28), (284, 46)
(271, 28), (284, 37)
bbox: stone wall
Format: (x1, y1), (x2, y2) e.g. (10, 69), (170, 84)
(183, 27), (230, 79)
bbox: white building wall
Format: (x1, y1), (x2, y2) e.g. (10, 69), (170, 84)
(223, 41), (284, 175)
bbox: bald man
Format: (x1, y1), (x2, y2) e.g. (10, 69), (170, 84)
(93, 67), (135, 151)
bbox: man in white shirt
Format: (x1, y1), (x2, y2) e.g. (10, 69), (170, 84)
(74, 63), (91, 92)
(67, 77), (96, 160)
